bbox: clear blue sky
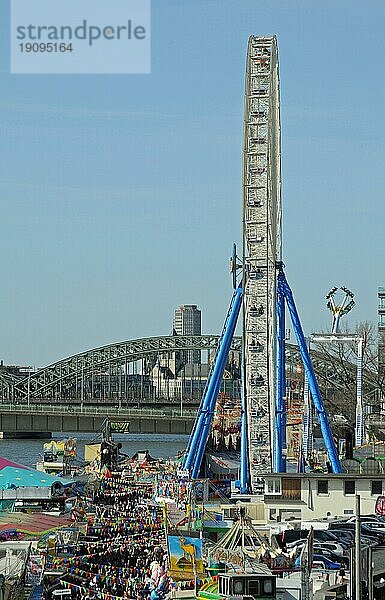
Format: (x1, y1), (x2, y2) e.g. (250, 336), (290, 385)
(1, 0), (384, 367)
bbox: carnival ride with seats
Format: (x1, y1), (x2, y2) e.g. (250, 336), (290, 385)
(184, 36), (364, 492)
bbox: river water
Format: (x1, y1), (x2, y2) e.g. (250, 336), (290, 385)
(0, 433), (189, 468)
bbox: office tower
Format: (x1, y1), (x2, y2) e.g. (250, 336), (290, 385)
(174, 305), (202, 364)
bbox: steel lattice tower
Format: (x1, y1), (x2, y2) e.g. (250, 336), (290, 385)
(242, 36), (282, 489)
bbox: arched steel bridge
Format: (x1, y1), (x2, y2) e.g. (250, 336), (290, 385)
(0, 335), (379, 415)
(2, 335), (241, 402)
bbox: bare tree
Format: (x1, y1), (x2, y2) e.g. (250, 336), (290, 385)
(311, 322), (382, 423)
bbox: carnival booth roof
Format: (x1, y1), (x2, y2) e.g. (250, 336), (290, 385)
(0, 511), (72, 534)
(0, 456), (74, 489)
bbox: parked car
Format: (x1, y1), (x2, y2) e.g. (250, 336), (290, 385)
(286, 540), (346, 559)
(359, 522), (385, 533)
(286, 539), (308, 550)
(346, 515), (381, 524)
(322, 529), (354, 546)
(329, 521), (384, 540)
(329, 529), (379, 549)
(295, 554), (341, 570)
(375, 515), (385, 523)
(317, 548), (348, 565)
(313, 541), (346, 556)
(328, 521), (355, 530)
(333, 528), (376, 542)
(314, 530), (344, 543)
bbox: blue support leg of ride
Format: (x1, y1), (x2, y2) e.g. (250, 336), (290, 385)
(279, 271), (342, 474)
(191, 344), (233, 479)
(240, 351), (249, 493)
(183, 391), (211, 471)
(184, 298), (236, 471)
(274, 285), (286, 473)
(185, 285), (243, 475)
(191, 285), (243, 478)
(184, 364), (213, 464)
(184, 374), (217, 472)
(191, 343), (232, 477)
(184, 298), (235, 473)
(184, 303), (237, 464)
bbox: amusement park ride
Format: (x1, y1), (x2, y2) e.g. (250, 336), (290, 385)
(184, 36), (364, 492)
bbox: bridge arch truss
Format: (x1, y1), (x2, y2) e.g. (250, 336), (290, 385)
(0, 335), (378, 419)
(4, 335), (241, 403)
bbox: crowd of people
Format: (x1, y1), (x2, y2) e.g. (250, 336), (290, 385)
(43, 471), (171, 600)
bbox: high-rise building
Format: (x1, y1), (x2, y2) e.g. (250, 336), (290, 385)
(174, 304), (202, 364)
(378, 288), (385, 373)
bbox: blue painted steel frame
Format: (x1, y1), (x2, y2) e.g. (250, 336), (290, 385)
(279, 270), (342, 473)
(184, 285), (244, 478)
(185, 266), (341, 481)
(274, 282), (286, 472)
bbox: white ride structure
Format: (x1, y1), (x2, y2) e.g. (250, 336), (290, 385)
(185, 35), (344, 486)
(242, 36), (282, 489)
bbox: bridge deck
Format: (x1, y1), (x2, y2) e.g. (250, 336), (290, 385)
(0, 404), (195, 435)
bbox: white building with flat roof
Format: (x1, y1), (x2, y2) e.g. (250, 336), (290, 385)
(248, 472), (385, 523)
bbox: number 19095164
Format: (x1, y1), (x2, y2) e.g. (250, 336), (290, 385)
(19, 42), (73, 52)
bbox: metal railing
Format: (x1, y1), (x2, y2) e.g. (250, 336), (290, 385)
(0, 402), (197, 418)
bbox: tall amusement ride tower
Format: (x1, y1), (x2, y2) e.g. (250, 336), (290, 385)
(184, 35), (342, 488)
(242, 36), (282, 489)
